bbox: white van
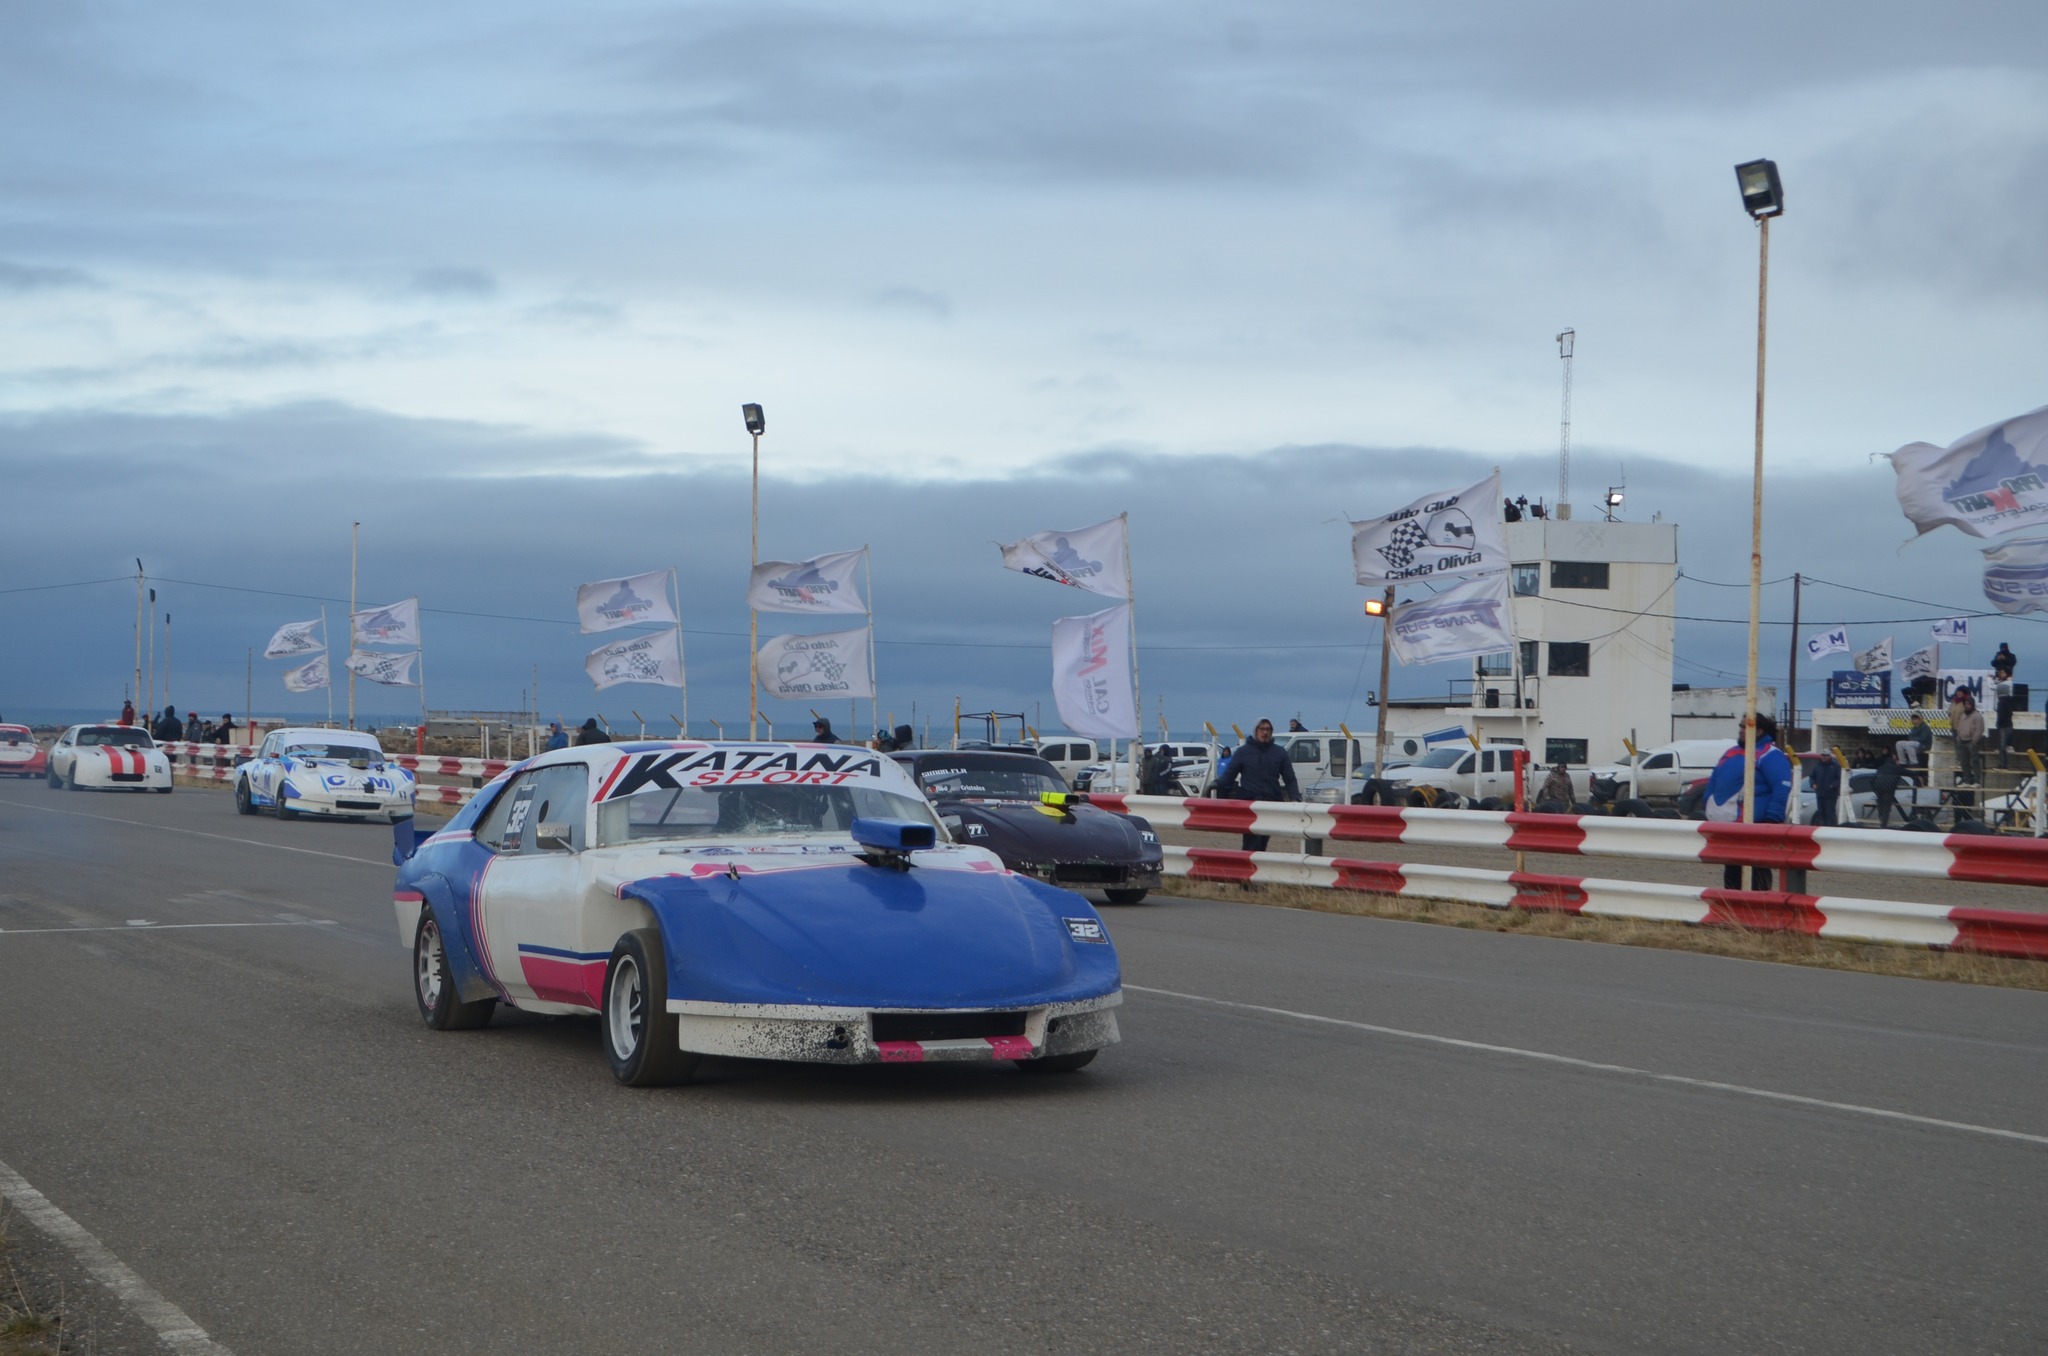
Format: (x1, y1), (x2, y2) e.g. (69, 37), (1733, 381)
(1271, 731), (1372, 804)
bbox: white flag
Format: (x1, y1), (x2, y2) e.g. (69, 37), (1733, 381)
(1853, 636), (1893, 675)
(1982, 536), (2048, 615)
(1930, 617), (1970, 644)
(1387, 572), (1516, 666)
(1898, 645), (1938, 682)
(1804, 627), (1849, 662)
(585, 628), (685, 692)
(747, 549), (868, 615)
(999, 517), (1130, 598)
(1352, 472), (1509, 587)
(1050, 603), (1138, 741)
(576, 571), (678, 634)
(344, 649), (419, 687)
(263, 619), (323, 659)
(1888, 403), (2048, 540)
(282, 652), (330, 692)
(352, 598), (420, 647)
(756, 627), (873, 701)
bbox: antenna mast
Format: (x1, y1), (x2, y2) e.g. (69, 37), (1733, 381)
(1556, 328), (1575, 520)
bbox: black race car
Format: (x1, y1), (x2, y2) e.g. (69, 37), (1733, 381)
(893, 750), (1164, 904)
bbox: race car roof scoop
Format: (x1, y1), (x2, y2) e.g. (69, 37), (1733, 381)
(851, 817), (936, 870)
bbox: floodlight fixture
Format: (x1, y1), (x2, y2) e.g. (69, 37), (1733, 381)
(1734, 159), (1784, 219)
(1364, 597), (1387, 617)
(741, 403), (765, 436)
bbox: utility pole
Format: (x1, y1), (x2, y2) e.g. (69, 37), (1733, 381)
(1369, 589), (1394, 779)
(133, 560), (144, 716)
(1785, 572), (1802, 747)
(348, 522), (359, 730)
(1556, 328), (1575, 521)
(743, 404), (765, 739)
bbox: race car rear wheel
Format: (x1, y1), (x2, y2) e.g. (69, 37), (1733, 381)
(414, 911), (495, 1031)
(1016, 1050), (1097, 1074)
(235, 779), (255, 815)
(603, 929), (699, 1087)
(1103, 888), (1149, 905)
(45, 766), (58, 790)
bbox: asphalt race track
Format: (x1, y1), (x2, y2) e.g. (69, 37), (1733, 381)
(2, 780), (2043, 1354)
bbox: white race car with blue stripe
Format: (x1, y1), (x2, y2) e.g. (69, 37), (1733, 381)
(234, 726), (416, 822)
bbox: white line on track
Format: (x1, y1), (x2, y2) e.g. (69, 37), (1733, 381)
(0, 797), (393, 866)
(0, 920), (337, 936)
(0, 1157), (234, 1354)
(1127, 984), (2048, 1148)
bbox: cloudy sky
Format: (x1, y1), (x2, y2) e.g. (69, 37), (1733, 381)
(3, 1), (2044, 734)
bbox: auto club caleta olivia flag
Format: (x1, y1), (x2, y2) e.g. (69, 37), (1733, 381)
(576, 570), (680, 633)
(746, 549), (869, 615)
(586, 629), (685, 692)
(264, 618), (324, 658)
(756, 627), (873, 701)
(998, 517), (1131, 599)
(1351, 472), (1509, 588)
(283, 652), (330, 693)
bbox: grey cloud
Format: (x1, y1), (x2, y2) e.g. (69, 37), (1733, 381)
(406, 266), (498, 299)
(0, 259), (99, 292)
(870, 285), (951, 321)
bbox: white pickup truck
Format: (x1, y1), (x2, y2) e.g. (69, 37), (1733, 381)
(1377, 742), (1532, 804)
(1584, 740), (1736, 799)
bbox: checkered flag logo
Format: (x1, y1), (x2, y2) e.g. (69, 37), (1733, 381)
(1377, 518), (1429, 571)
(810, 651), (846, 683)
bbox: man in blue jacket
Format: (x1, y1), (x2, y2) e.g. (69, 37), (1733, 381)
(1703, 713), (1794, 890)
(1214, 717), (1301, 852)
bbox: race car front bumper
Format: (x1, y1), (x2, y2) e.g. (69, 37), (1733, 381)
(281, 782), (416, 818)
(667, 992), (1122, 1065)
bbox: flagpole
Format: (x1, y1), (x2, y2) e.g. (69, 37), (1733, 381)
(864, 545), (877, 745)
(1120, 513), (1140, 792)
(348, 522), (359, 730)
(415, 597), (428, 733)
(321, 607), (333, 726)
(749, 428), (761, 740)
(164, 610), (172, 716)
(670, 567), (687, 738)
(133, 560), (144, 717)
(145, 588), (156, 724)
(1784, 572), (1802, 746)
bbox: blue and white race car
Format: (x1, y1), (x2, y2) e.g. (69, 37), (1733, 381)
(391, 741), (1123, 1085)
(234, 726), (416, 821)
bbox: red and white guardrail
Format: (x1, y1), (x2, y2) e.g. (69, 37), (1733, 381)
(1085, 795), (2048, 891)
(1161, 845), (2048, 962)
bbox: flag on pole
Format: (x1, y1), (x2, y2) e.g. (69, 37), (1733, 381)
(351, 598), (421, 647)
(1804, 627), (1849, 661)
(1897, 645), (1938, 682)
(263, 620), (324, 659)
(999, 517), (1130, 598)
(1853, 636), (1893, 675)
(746, 549), (869, 615)
(1386, 572), (1516, 665)
(343, 649), (419, 687)
(1930, 617), (1970, 644)
(1049, 603), (1138, 740)
(1982, 536), (2048, 615)
(1887, 403), (2048, 540)
(576, 571), (678, 633)
(282, 653), (330, 692)
(585, 629), (686, 691)
(755, 627), (873, 701)
(1351, 472), (1509, 588)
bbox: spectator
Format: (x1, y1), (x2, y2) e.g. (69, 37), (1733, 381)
(1702, 713), (1793, 890)
(153, 704), (182, 741)
(574, 718), (608, 746)
(544, 721), (568, 752)
(184, 710), (205, 741)
(1807, 751), (1842, 827)
(1213, 718), (1300, 852)
(891, 723), (914, 751)
(1993, 653), (2018, 768)
(120, 699), (136, 727)
(1870, 753), (1906, 829)
(1533, 761), (1575, 813)
(1140, 744), (1175, 795)
(217, 714), (236, 744)
(811, 717), (839, 745)
(1950, 688), (1985, 785)
(1287, 718), (1307, 732)
(1897, 713), (1932, 768)
(1993, 642), (2018, 679)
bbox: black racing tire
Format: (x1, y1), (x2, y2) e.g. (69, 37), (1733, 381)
(1614, 798), (1653, 818)
(1103, 888), (1148, 905)
(603, 928), (699, 1087)
(45, 766), (59, 790)
(235, 778), (255, 815)
(64, 764), (79, 791)
(1016, 1050), (1098, 1074)
(154, 783), (172, 794)
(275, 782), (297, 820)
(413, 910), (496, 1030)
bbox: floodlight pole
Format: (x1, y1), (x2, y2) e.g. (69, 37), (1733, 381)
(1372, 588), (1394, 780)
(1740, 212), (1772, 884)
(749, 428), (760, 740)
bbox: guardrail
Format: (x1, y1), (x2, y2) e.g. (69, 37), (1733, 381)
(1083, 794), (2048, 890)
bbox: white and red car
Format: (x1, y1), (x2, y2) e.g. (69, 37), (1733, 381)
(46, 724), (172, 792)
(0, 725), (47, 779)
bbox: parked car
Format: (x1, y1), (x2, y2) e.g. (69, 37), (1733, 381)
(1073, 742), (1220, 796)
(44, 723), (172, 792)
(1584, 739), (1737, 799)
(234, 726), (416, 822)
(393, 741), (1123, 1082)
(1375, 742), (1530, 805)
(0, 725), (47, 779)
(1034, 738), (1103, 784)
(897, 750), (1162, 903)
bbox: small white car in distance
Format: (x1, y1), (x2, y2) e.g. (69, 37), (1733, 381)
(46, 724), (172, 793)
(235, 726), (416, 821)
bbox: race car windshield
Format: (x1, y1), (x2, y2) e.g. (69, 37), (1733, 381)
(917, 766), (1065, 801)
(594, 784), (940, 846)
(78, 728), (152, 748)
(285, 742), (382, 761)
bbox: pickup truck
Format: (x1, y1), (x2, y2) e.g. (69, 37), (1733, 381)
(1376, 742), (1532, 805)
(1584, 740), (1736, 799)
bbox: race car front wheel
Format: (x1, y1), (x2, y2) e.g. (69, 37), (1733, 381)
(1016, 1051), (1098, 1074)
(235, 780), (255, 815)
(1103, 888), (1149, 905)
(603, 929), (699, 1088)
(414, 911), (496, 1031)
(275, 785), (297, 820)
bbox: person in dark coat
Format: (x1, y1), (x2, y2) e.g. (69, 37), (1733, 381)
(120, 700), (136, 727)
(1140, 744), (1176, 795)
(892, 723), (914, 751)
(573, 718), (608, 746)
(153, 705), (182, 741)
(811, 718), (839, 745)
(184, 711), (205, 741)
(1807, 752), (1842, 827)
(1213, 718), (1300, 852)
(1870, 753), (1905, 829)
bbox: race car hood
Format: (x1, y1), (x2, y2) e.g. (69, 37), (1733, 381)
(616, 858), (1120, 1010)
(939, 800), (1157, 868)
